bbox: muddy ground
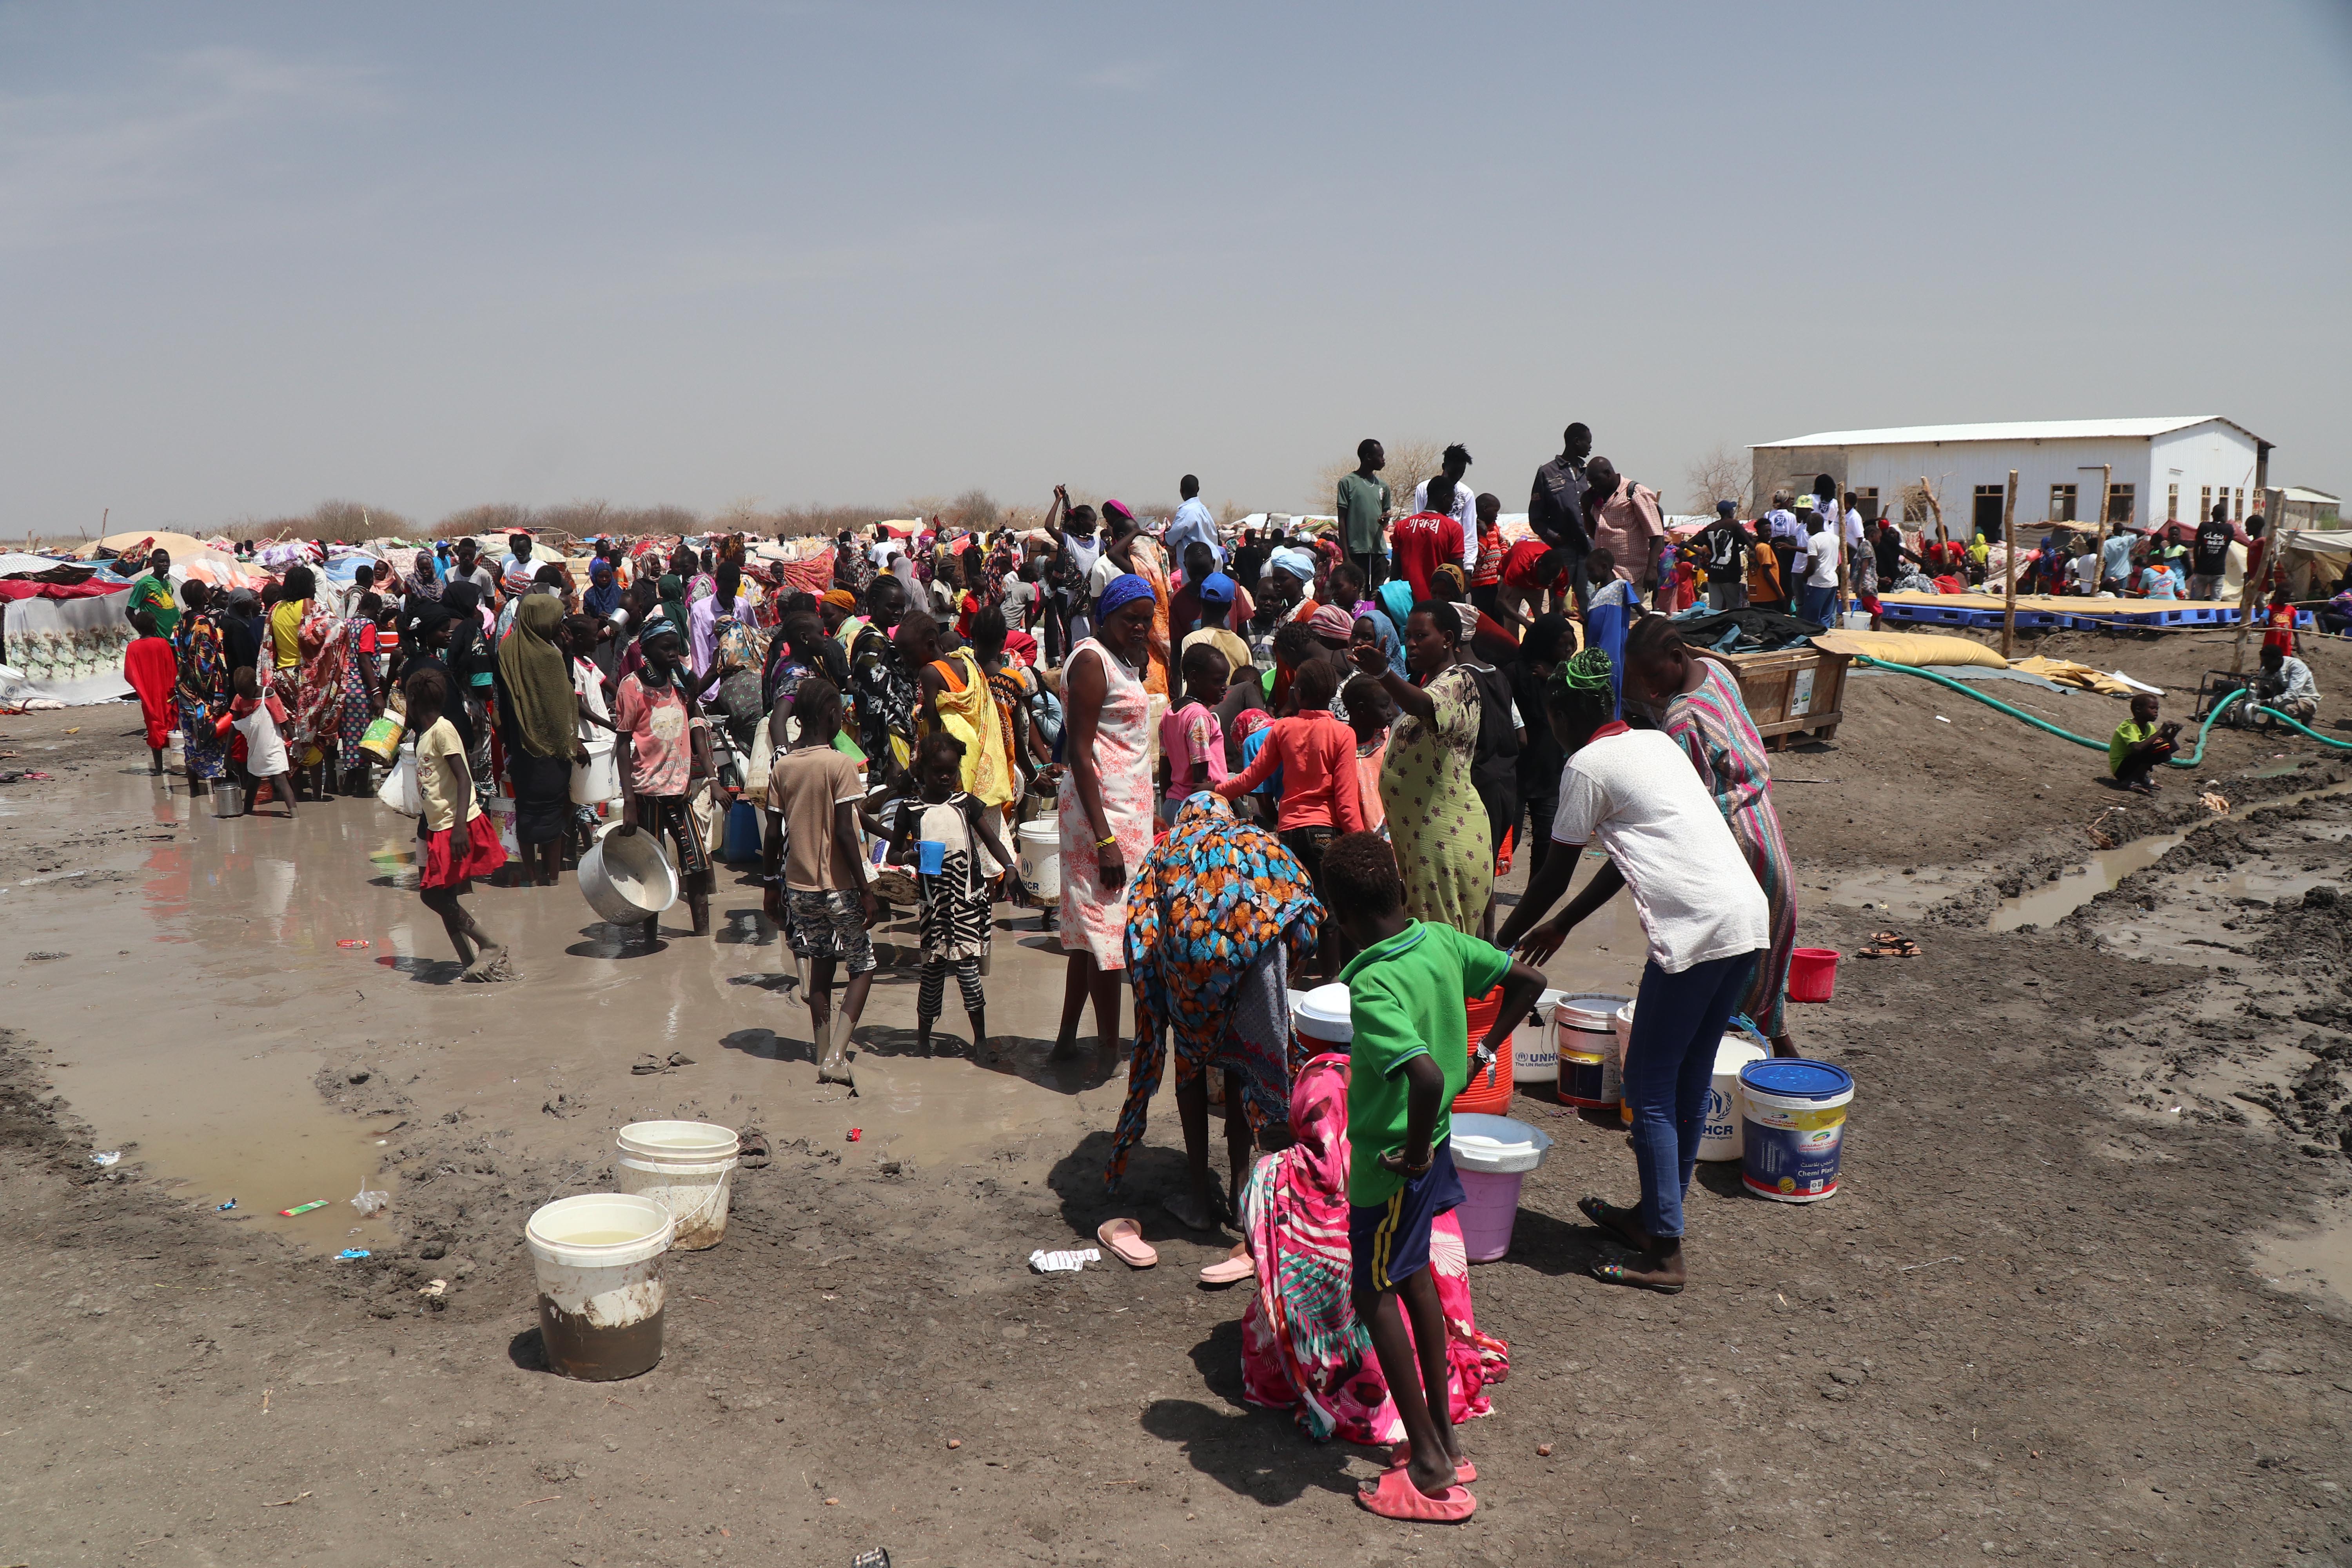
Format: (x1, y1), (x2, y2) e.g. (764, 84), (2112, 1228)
(3, 622), (2350, 1567)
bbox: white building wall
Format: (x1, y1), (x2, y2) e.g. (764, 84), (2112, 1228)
(1757, 438), (2164, 539)
(2147, 421), (2263, 525)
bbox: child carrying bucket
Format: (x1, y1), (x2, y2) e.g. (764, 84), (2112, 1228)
(1321, 831), (1543, 1524)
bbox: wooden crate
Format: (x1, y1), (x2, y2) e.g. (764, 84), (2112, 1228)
(1722, 646), (1849, 746)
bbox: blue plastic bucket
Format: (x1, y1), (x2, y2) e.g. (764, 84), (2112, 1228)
(721, 799), (762, 863)
(1738, 1058), (1854, 1203)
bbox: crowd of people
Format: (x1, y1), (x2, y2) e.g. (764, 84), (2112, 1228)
(104, 430), (1929, 1524)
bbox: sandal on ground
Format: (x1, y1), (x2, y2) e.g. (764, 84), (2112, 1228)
(1858, 932), (1920, 958)
(1356, 1465), (1476, 1523)
(630, 1053), (666, 1076)
(1387, 1444), (1475, 1484)
(1577, 1196), (1650, 1252)
(1198, 1246), (1253, 1287)
(1096, 1217), (1158, 1269)
(1591, 1258), (1686, 1295)
(737, 1129), (772, 1169)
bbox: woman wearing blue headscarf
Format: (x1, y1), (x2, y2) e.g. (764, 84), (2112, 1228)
(1054, 572), (1158, 1060)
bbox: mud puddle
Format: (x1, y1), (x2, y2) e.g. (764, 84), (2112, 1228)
(2253, 1200), (2352, 1310)
(1991, 780), (2352, 933)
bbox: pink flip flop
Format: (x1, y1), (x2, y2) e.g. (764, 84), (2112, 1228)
(1357, 1465), (1476, 1523)
(1387, 1443), (1475, 1484)
(1198, 1251), (1253, 1287)
(1096, 1217), (1158, 1269)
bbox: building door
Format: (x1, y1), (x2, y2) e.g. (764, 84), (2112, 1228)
(1973, 485), (2006, 539)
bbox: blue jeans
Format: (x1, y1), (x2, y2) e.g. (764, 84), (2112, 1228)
(1797, 583), (1837, 625)
(1622, 950), (1760, 1238)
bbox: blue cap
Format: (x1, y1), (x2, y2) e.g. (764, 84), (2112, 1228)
(1198, 572), (1236, 603)
(1739, 1058), (1854, 1099)
(1717, 499), (1737, 517)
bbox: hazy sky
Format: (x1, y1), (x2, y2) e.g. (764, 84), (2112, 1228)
(4, 1), (2347, 537)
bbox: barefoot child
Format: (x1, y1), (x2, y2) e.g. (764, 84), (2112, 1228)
(762, 677), (879, 1088)
(228, 666), (297, 818)
(403, 667), (513, 979)
(2109, 692), (2179, 795)
(1323, 831), (1543, 1523)
(891, 729), (1012, 1057)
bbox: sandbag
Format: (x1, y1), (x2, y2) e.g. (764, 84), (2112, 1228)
(1809, 629), (2008, 669)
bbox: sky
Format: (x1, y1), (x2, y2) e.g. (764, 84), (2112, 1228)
(3, 0), (2348, 537)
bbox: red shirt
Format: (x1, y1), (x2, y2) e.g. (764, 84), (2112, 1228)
(2263, 604), (2296, 656)
(1472, 520), (1505, 585)
(1501, 538), (1563, 592)
(1215, 710), (1365, 833)
(1391, 511), (1464, 602)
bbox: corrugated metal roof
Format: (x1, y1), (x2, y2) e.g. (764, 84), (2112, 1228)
(2280, 486), (2338, 504)
(1752, 416), (2267, 448)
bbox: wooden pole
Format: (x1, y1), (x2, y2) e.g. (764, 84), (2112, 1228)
(2089, 463), (2111, 584)
(2000, 468), (2019, 659)
(1918, 476), (1947, 545)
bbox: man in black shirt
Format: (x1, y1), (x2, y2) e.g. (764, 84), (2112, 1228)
(1528, 422), (1594, 604)
(2189, 503), (2234, 602)
(1698, 501), (1751, 610)
(1231, 528), (1267, 596)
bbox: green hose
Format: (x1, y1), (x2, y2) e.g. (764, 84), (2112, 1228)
(1846, 655), (2352, 765)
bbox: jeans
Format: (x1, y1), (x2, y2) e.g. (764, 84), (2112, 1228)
(1622, 950), (1760, 1238)
(1797, 583), (1837, 625)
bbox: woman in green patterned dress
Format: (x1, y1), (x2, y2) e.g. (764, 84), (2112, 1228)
(1347, 602), (1490, 935)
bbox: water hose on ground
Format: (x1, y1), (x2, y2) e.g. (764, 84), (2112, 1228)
(1847, 655), (2352, 764)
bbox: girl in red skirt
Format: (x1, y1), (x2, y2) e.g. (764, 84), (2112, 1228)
(405, 667), (513, 982)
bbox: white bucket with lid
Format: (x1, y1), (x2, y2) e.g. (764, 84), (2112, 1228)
(1518, 988), (1570, 1080)
(1291, 982), (1352, 1048)
(524, 1192), (674, 1380)
(1015, 819), (1061, 904)
(1698, 1035), (1769, 1161)
(1448, 1112), (1555, 1263)
(615, 1121), (741, 1250)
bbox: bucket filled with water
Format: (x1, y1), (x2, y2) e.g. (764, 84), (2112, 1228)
(615, 1121), (742, 1250)
(1739, 1058), (1854, 1202)
(524, 1193), (675, 1380)
(1448, 1113), (1554, 1262)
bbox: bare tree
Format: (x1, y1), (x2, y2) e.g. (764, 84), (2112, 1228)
(1682, 442), (1748, 515)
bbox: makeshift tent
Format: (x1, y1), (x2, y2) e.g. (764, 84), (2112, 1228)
(2274, 529), (2352, 601)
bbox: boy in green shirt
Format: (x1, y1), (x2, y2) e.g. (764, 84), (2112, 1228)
(2108, 692), (2178, 796)
(1324, 831), (1544, 1523)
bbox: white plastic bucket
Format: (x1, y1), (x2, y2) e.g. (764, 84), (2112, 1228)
(1292, 982), (1352, 1048)
(615, 1121), (741, 1251)
(485, 795), (520, 857)
(1448, 1113), (1553, 1263)
(1518, 988), (1569, 1080)
(1739, 1058), (1855, 1203)
(1554, 992), (1630, 1109)
(1698, 1035), (1769, 1162)
(1016, 819), (1060, 904)
(571, 748), (620, 806)
(524, 1193), (674, 1380)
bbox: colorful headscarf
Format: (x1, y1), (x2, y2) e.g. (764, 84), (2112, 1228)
(823, 588), (858, 610)
(1557, 645), (1613, 692)
(1110, 793), (1324, 1189)
(1096, 572), (1154, 621)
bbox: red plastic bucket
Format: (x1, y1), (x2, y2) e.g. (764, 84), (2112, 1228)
(1452, 985), (1515, 1114)
(1786, 947), (1841, 1003)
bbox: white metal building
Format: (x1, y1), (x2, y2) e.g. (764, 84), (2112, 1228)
(1749, 417), (2273, 539)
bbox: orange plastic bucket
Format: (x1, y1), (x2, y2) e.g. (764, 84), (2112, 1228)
(1453, 985), (1516, 1114)
(1787, 947), (1841, 1003)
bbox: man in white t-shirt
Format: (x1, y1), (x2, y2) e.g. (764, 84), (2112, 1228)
(1495, 646), (1766, 1293)
(1797, 513), (1841, 626)
(1410, 443), (1476, 570)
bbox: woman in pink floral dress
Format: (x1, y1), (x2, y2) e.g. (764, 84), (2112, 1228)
(1055, 574), (1158, 1057)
